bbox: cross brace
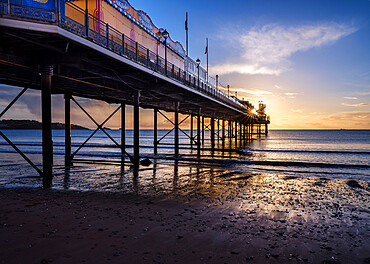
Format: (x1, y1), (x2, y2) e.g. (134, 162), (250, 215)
(70, 97), (134, 163)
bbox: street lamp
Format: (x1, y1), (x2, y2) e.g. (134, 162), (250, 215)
(162, 29), (169, 76)
(227, 85), (230, 96)
(196, 58), (200, 89)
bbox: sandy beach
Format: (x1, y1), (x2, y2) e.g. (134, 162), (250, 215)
(1, 163), (369, 264)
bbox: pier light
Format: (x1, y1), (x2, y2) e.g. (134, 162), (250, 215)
(162, 29), (169, 76)
(162, 29), (169, 40)
(196, 58), (200, 88)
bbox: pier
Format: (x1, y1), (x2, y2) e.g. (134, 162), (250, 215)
(0, 0), (269, 187)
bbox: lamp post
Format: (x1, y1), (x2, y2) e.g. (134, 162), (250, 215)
(162, 29), (169, 76)
(216, 74), (219, 97)
(196, 58), (200, 89)
(227, 85), (230, 96)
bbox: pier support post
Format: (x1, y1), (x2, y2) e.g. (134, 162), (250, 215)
(240, 123), (243, 145)
(202, 116), (205, 145)
(121, 103), (125, 164)
(258, 124), (261, 138)
(222, 119), (225, 150)
(190, 114), (193, 148)
(229, 120), (232, 149)
(243, 124), (246, 144)
(64, 94), (71, 167)
(197, 108), (201, 156)
(211, 113), (215, 151)
(265, 124), (268, 136)
(41, 66), (53, 188)
(217, 119), (220, 143)
(133, 91), (140, 167)
(235, 122), (238, 149)
(154, 108), (158, 154)
(240, 123), (243, 144)
(174, 102), (179, 158)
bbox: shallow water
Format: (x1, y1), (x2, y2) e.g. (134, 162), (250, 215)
(0, 129), (369, 191)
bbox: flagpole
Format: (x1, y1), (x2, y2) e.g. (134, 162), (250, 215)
(206, 38), (208, 84)
(186, 12), (188, 57)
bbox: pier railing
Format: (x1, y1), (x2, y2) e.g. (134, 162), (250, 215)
(0, 1), (248, 112)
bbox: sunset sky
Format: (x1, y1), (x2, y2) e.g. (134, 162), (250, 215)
(1, 0), (369, 129)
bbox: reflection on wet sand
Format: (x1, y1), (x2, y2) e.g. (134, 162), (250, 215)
(0, 153), (369, 263)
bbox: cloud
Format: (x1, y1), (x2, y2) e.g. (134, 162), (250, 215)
(274, 85), (282, 89)
(217, 87), (272, 97)
(242, 89), (273, 96)
(323, 111), (370, 123)
(210, 22), (357, 76)
(210, 63), (282, 75)
(341, 103), (369, 107)
(285, 92), (299, 98)
(290, 109), (303, 113)
(343, 97), (358, 100)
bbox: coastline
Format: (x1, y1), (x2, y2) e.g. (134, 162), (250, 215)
(1, 172), (369, 264)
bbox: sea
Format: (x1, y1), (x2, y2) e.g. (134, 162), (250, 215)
(0, 129), (369, 191)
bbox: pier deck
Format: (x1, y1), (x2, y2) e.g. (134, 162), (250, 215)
(0, 2), (269, 186)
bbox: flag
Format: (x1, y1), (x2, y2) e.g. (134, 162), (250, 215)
(185, 12), (188, 31)
(205, 45), (208, 54)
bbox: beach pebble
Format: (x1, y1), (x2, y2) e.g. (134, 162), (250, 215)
(347, 180), (363, 189)
(140, 158), (151, 166)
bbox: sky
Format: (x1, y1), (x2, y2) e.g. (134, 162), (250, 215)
(1, 0), (369, 129)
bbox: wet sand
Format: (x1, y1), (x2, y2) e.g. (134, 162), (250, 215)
(0, 163), (370, 264)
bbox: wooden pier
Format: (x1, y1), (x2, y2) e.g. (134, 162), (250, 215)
(0, 1), (269, 187)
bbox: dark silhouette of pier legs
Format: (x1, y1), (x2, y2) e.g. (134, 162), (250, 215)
(249, 123), (252, 140)
(41, 66), (53, 188)
(217, 119), (220, 143)
(121, 103), (125, 165)
(258, 124), (261, 138)
(211, 113), (215, 151)
(222, 119), (225, 150)
(251, 123), (254, 139)
(190, 114), (193, 148)
(154, 108), (158, 154)
(202, 116), (205, 145)
(133, 91), (140, 168)
(64, 94), (71, 167)
(229, 120), (232, 150)
(197, 108), (201, 156)
(243, 124), (246, 144)
(235, 122), (238, 149)
(265, 124), (268, 136)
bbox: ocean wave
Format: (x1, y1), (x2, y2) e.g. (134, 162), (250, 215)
(176, 157), (370, 169)
(240, 149), (370, 155)
(0, 149), (369, 169)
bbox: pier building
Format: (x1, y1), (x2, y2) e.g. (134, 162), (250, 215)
(0, 0), (269, 187)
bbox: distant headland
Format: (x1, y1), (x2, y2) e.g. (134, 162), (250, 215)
(0, 119), (89, 130)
